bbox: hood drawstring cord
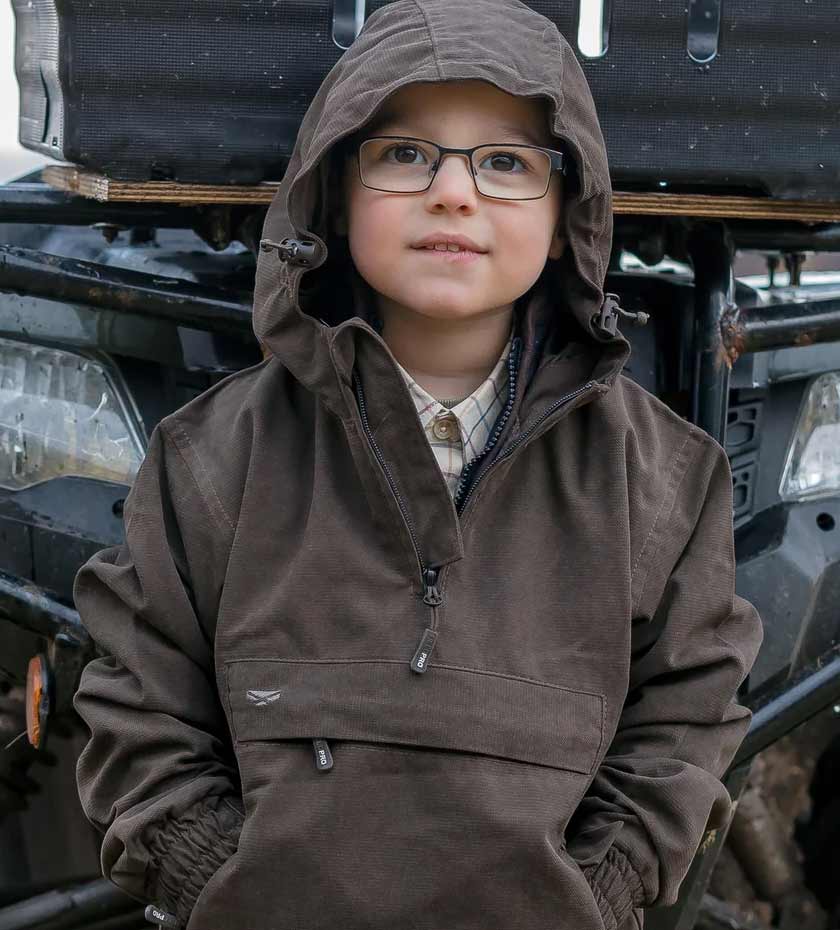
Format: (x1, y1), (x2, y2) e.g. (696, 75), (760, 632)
(593, 293), (650, 337)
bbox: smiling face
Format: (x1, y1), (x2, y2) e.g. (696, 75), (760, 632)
(336, 80), (567, 328)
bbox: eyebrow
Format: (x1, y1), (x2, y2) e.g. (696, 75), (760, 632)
(367, 119), (549, 148)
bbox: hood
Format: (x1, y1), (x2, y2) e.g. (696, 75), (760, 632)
(252, 0), (635, 420)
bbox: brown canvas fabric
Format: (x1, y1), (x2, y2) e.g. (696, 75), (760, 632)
(72, 2), (764, 928)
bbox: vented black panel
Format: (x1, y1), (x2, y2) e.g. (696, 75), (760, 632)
(12, 0), (840, 194)
(730, 452), (758, 527)
(726, 401), (763, 457)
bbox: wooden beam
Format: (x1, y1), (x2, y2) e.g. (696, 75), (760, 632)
(41, 164), (840, 221)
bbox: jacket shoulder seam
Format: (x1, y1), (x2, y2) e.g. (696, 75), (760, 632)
(160, 418), (236, 535)
(630, 427), (703, 616)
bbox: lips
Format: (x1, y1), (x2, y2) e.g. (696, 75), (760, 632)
(410, 233), (488, 253)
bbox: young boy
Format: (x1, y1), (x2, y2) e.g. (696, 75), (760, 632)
(72, 2), (763, 929)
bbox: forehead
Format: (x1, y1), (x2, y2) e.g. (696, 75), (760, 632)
(366, 80), (552, 145)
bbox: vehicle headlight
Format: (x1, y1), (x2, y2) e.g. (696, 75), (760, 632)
(780, 372), (840, 502)
(0, 337), (145, 491)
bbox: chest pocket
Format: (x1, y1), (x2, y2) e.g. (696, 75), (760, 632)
(224, 657), (605, 775)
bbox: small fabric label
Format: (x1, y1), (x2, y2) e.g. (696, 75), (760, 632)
(246, 689), (282, 706)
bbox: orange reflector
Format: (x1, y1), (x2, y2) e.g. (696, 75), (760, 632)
(26, 654), (50, 749)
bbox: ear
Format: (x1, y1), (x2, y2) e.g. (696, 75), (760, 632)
(333, 203), (348, 237)
(547, 222), (567, 260)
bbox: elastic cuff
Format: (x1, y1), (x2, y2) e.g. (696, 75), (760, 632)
(582, 844), (645, 930)
(143, 793), (245, 926)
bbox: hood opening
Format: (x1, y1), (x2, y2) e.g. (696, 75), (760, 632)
(251, 0), (633, 413)
(295, 94), (586, 352)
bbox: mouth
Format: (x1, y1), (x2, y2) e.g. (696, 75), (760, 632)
(409, 235), (488, 264)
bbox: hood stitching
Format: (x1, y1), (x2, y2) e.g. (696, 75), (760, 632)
(411, 0), (444, 79)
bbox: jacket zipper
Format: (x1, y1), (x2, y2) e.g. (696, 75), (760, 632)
(452, 337), (522, 514)
(352, 371), (442, 675)
(322, 364), (598, 772)
(455, 380), (598, 517)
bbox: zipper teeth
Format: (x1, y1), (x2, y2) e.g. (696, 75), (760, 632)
(353, 371), (426, 576)
(457, 379), (597, 515)
(453, 338), (522, 513)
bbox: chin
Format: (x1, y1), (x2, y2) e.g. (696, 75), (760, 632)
(387, 285), (493, 321)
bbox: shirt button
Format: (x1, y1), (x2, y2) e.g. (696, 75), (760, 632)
(431, 413), (457, 441)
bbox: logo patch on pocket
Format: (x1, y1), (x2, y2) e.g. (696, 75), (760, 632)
(246, 689), (283, 706)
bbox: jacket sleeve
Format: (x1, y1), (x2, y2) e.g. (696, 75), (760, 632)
(565, 434), (764, 930)
(72, 420), (244, 928)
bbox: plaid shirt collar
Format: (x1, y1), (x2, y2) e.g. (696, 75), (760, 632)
(393, 327), (513, 463)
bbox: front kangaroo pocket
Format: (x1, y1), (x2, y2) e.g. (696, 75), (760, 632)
(199, 659), (609, 930)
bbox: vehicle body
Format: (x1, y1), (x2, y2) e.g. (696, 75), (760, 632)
(1, 2), (840, 926)
(0, 172), (838, 930)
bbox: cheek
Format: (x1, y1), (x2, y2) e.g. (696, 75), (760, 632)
(491, 204), (558, 279)
(346, 193), (406, 281)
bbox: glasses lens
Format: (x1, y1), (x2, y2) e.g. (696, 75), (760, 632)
(472, 145), (552, 200)
(359, 138), (440, 192)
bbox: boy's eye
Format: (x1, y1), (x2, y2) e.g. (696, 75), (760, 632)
(381, 143), (431, 166)
(477, 149), (531, 174)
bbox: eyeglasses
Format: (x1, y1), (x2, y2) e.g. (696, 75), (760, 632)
(356, 135), (567, 201)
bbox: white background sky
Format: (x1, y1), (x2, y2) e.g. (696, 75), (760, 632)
(1, 3), (45, 181)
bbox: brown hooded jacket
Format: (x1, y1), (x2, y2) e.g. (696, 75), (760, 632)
(72, 2), (764, 929)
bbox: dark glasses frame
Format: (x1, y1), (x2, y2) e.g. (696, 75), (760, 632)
(356, 134), (568, 201)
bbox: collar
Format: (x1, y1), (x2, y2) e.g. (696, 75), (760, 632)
(393, 328), (513, 460)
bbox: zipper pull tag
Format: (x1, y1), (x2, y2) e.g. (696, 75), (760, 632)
(313, 738), (333, 771)
(422, 567), (443, 606)
(410, 627), (438, 674)
(144, 905), (179, 928)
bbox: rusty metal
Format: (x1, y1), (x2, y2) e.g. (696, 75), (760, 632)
(721, 295), (840, 360)
(0, 245), (254, 337)
(0, 569), (87, 644)
(686, 222), (735, 445)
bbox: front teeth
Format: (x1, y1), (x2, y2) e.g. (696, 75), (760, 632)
(429, 243), (465, 251)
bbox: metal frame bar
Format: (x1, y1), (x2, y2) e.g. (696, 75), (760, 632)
(0, 568), (87, 643)
(0, 246), (254, 337)
(687, 221), (736, 445)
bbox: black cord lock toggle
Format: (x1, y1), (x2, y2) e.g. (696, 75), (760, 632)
(259, 237), (318, 267)
(594, 293), (650, 336)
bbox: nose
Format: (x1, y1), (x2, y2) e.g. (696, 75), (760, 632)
(422, 152), (478, 213)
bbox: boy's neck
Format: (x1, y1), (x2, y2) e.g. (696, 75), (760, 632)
(378, 299), (515, 401)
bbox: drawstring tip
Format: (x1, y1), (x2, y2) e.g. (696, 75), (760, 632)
(593, 293), (649, 336)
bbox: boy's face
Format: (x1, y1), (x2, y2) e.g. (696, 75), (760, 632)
(336, 80), (567, 326)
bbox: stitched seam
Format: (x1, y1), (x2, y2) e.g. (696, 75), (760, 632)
(630, 430), (696, 615)
(332, 741), (592, 776)
(412, 0), (443, 79)
(225, 664), (239, 744)
(225, 656), (603, 699)
(163, 420), (235, 532)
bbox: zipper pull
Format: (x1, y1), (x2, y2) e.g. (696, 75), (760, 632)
(144, 905), (179, 929)
(410, 627), (438, 674)
(313, 738), (333, 771)
(422, 567), (443, 606)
